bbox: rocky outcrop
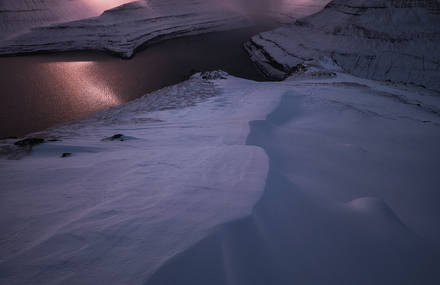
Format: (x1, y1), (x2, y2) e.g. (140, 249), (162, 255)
(244, 0), (440, 90)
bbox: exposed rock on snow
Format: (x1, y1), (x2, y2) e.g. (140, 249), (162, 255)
(0, 0), (252, 58)
(244, 0), (440, 90)
(13, 137), (45, 147)
(1, 70), (440, 284)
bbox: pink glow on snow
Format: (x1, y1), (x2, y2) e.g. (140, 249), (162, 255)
(81, 0), (135, 15)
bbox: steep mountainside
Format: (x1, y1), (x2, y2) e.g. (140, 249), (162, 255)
(245, 0), (440, 90)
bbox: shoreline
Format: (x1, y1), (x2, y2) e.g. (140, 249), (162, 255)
(0, 26), (275, 138)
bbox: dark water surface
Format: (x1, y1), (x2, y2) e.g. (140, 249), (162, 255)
(0, 27), (271, 137)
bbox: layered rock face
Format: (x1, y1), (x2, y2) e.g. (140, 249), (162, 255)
(0, 0), (250, 58)
(245, 0), (440, 90)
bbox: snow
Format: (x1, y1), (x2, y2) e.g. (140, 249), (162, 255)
(1, 1), (440, 283)
(1, 69), (440, 284)
(223, 0), (331, 23)
(0, 0), (252, 58)
(244, 0), (440, 90)
(0, 71), (279, 284)
(0, 0), (134, 40)
(147, 70), (440, 285)
(0, 0), (333, 58)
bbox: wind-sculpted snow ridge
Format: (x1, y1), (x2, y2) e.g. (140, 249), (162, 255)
(146, 69), (440, 285)
(0, 71), (281, 284)
(0, 0), (251, 58)
(1, 69), (440, 284)
(244, 0), (440, 90)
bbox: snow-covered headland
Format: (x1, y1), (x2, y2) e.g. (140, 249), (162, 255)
(0, 0), (134, 40)
(0, 0), (334, 58)
(1, 68), (440, 284)
(0, 0), (252, 58)
(245, 0), (440, 90)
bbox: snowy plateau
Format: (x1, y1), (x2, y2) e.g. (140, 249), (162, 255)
(1, 0), (440, 284)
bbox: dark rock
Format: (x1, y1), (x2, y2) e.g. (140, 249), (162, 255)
(61, 153), (72, 158)
(102, 134), (125, 141)
(0, 136), (18, 140)
(14, 138), (45, 147)
(200, 71), (228, 80)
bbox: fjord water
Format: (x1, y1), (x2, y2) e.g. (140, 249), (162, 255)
(0, 0), (330, 137)
(0, 27), (268, 137)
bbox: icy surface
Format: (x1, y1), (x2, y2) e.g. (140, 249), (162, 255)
(244, 0), (440, 90)
(1, 70), (440, 284)
(0, 0), (252, 58)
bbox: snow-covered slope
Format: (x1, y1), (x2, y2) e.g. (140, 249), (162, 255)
(223, 0), (331, 23)
(1, 70), (440, 284)
(0, 0), (251, 58)
(244, 0), (440, 90)
(0, 0), (134, 40)
(0, 71), (279, 284)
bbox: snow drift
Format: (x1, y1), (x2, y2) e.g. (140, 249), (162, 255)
(244, 0), (440, 90)
(1, 69), (440, 284)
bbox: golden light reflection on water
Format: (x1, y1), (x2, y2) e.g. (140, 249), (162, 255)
(43, 61), (121, 109)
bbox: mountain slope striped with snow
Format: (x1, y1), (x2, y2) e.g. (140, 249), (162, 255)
(245, 0), (440, 90)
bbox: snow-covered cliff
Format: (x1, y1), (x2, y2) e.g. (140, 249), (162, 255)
(0, 0), (135, 40)
(0, 0), (251, 58)
(0, 0), (82, 39)
(245, 0), (440, 90)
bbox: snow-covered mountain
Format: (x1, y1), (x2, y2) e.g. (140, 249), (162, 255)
(245, 0), (440, 90)
(0, 0), (83, 39)
(1, 70), (440, 284)
(0, 0), (251, 58)
(0, 0), (134, 40)
(0, 0), (334, 58)
(223, 0), (331, 22)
